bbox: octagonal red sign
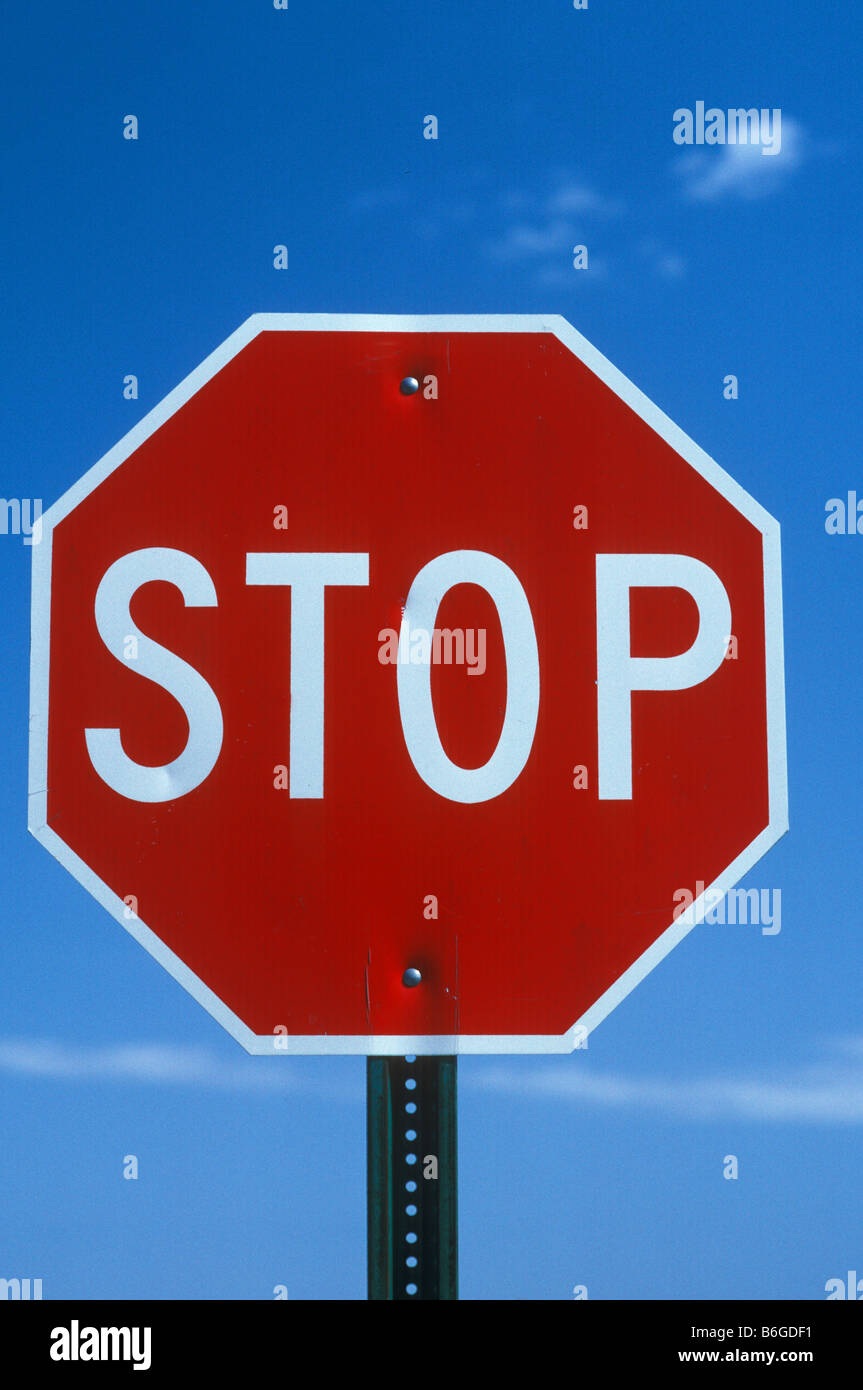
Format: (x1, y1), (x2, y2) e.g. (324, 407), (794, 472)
(29, 315), (787, 1053)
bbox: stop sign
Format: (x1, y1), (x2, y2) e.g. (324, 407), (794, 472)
(29, 314), (787, 1054)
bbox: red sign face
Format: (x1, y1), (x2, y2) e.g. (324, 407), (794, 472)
(29, 315), (787, 1053)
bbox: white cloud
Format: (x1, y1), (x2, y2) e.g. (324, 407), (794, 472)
(546, 183), (616, 216)
(492, 217), (577, 261)
(4, 1036), (862, 1123)
(467, 1036), (863, 1123)
(0, 1038), (352, 1095)
(675, 116), (806, 201)
(639, 239), (687, 280)
(487, 174), (621, 268)
(655, 252), (687, 280)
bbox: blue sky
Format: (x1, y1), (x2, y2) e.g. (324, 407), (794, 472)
(1, 1), (861, 1300)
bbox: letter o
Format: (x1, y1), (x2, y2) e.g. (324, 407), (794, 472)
(396, 550), (539, 802)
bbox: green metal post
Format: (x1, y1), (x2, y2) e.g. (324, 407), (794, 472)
(367, 1055), (458, 1300)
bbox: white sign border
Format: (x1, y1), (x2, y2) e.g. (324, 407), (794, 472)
(29, 313), (788, 1055)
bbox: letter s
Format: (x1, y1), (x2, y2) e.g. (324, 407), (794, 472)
(85, 548), (222, 802)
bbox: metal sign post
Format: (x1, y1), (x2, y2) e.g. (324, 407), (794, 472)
(367, 1056), (458, 1300)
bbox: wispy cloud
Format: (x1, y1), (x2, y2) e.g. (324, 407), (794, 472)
(468, 1035), (863, 1123)
(546, 182), (617, 217)
(0, 1038), (356, 1097)
(486, 173), (621, 279)
(674, 115), (807, 201)
(493, 217), (578, 260)
(656, 253), (686, 279)
(638, 238), (687, 280)
(3, 1036), (862, 1123)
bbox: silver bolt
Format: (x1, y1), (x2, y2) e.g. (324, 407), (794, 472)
(399, 377), (420, 395)
(402, 967), (422, 988)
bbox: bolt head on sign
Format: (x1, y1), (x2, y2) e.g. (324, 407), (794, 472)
(29, 315), (787, 1054)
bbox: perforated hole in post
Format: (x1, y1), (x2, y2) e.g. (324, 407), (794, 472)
(401, 1056), (421, 1294)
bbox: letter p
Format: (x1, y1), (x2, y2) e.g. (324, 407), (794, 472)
(596, 554), (732, 799)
